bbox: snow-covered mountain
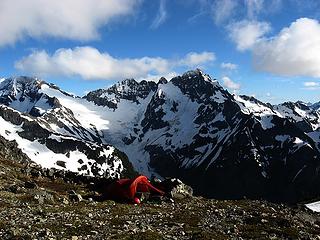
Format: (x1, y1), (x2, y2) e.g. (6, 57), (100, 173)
(274, 101), (320, 132)
(0, 77), (133, 179)
(1, 70), (320, 202)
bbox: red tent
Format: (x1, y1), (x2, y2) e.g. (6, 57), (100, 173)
(104, 175), (164, 202)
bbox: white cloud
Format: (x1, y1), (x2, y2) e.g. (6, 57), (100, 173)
(212, 0), (238, 25)
(304, 82), (319, 87)
(221, 62), (238, 70)
(15, 47), (215, 80)
(245, 0), (264, 19)
(227, 20), (271, 51)
(179, 52), (215, 67)
(150, 0), (167, 29)
(222, 76), (240, 90)
(0, 0), (140, 46)
(303, 81), (320, 90)
(15, 47), (170, 80)
(138, 72), (178, 82)
(253, 18), (320, 78)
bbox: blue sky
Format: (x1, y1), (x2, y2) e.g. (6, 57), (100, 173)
(0, 0), (320, 104)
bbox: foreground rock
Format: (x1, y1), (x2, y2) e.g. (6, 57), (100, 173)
(167, 178), (193, 199)
(1, 195), (320, 239)
(0, 154), (320, 239)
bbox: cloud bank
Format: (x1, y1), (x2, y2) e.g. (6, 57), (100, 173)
(253, 18), (320, 78)
(179, 52), (215, 67)
(222, 76), (240, 90)
(228, 17), (320, 78)
(15, 47), (215, 80)
(0, 0), (140, 46)
(221, 62), (238, 70)
(303, 81), (320, 90)
(228, 20), (271, 51)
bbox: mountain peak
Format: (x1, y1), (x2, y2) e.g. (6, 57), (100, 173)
(85, 77), (158, 108)
(181, 69), (213, 82)
(169, 69), (225, 102)
(310, 101), (320, 110)
(280, 101), (310, 111)
(117, 78), (138, 87)
(107, 78), (157, 99)
(158, 77), (168, 84)
(0, 75), (43, 88)
(0, 76), (44, 98)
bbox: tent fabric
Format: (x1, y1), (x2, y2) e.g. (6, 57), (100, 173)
(104, 175), (164, 201)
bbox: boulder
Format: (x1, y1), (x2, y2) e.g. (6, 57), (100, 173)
(68, 190), (83, 202)
(155, 178), (193, 199)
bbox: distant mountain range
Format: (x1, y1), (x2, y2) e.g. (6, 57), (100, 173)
(1, 70), (320, 202)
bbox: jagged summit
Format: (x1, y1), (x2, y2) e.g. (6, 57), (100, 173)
(109, 78), (157, 99)
(172, 69), (218, 88)
(0, 76), (43, 96)
(158, 77), (168, 84)
(280, 101), (310, 110)
(0, 76), (52, 115)
(85, 77), (157, 108)
(274, 100), (320, 132)
(180, 69), (214, 82)
(85, 69), (226, 108)
(311, 101), (320, 110)
(0, 76), (71, 118)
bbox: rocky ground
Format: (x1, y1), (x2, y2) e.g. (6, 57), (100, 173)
(1, 156), (320, 239)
